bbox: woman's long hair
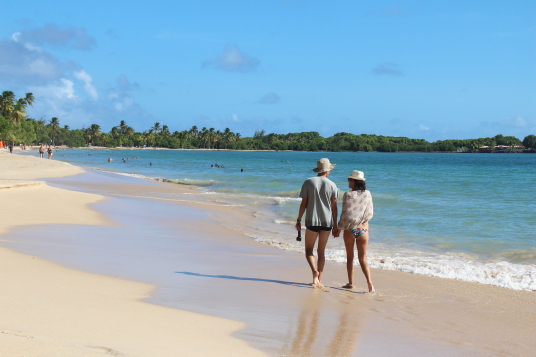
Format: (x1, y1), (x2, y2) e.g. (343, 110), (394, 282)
(351, 179), (366, 192)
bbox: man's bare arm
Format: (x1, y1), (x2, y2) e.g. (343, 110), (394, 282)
(296, 197), (308, 231)
(331, 197), (339, 237)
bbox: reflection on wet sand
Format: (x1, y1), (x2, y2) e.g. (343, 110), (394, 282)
(281, 289), (366, 356)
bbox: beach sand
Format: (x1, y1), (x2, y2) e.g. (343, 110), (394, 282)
(0, 152), (267, 357)
(1, 151), (534, 356)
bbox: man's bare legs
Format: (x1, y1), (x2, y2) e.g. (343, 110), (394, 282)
(304, 229), (330, 287)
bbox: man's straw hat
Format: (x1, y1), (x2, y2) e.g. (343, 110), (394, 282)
(313, 158), (336, 173)
(348, 170), (366, 181)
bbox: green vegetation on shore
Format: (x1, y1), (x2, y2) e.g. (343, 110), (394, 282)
(1, 90), (535, 152)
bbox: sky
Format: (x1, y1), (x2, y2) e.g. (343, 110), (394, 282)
(1, 0), (534, 141)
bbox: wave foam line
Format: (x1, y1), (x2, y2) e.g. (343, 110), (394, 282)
(245, 233), (536, 291)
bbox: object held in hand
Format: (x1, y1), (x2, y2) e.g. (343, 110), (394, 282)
(296, 230), (302, 242)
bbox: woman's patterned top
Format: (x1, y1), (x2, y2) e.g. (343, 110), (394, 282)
(337, 190), (373, 230)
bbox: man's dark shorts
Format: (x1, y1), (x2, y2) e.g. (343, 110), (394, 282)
(306, 226), (332, 233)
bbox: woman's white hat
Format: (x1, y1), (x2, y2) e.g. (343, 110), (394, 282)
(348, 170), (365, 181)
(313, 158), (336, 173)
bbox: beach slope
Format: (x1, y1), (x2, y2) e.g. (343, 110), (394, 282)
(0, 152), (266, 357)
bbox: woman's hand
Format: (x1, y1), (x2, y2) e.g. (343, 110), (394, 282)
(332, 227), (340, 237)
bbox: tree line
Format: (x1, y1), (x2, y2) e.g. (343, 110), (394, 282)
(1, 91), (535, 152)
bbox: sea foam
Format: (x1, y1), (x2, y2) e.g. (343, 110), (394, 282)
(244, 231), (536, 291)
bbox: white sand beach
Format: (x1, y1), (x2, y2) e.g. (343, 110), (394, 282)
(0, 151), (267, 357)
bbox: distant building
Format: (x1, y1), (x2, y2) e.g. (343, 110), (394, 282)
(478, 145), (524, 153)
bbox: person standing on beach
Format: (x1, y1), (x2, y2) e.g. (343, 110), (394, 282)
(39, 144), (45, 158)
(336, 170), (375, 293)
(295, 158), (339, 288)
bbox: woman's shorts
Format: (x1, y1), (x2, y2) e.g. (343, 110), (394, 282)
(306, 226), (332, 233)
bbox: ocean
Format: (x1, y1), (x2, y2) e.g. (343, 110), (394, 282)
(44, 148), (536, 291)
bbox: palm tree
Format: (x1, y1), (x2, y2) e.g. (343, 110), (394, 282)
(89, 124), (101, 145)
(11, 98), (28, 124)
(146, 131), (156, 147)
(24, 92), (35, 107)
(110, 126), (119, 138)
(222, 128), (232, 149)
(151, 122), (162, 133)
(189, 125), (199, 138)
(118, 120), (128, 134)
(0, 92), (34, 126)
(0, 91), (16, 117)
(124, 125), (134, 136)
(199, 127), (208, 148)
(162, 125), (170, 136)
(48, 117), (60, 144)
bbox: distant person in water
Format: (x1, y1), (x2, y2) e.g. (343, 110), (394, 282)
(47, 146), (53, 159)
(39, 144), (45, 158)
(150, 163), (152, 166)
(335, 170), (375, 293)
(108, 157), (113, 162)
(295, 158), (338, 288)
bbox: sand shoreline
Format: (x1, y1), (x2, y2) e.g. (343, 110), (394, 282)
(1, 151), (535, 356)
(0, 152), (267, 356)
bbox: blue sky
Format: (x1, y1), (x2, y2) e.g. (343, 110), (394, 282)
(1, 0), (534, 141)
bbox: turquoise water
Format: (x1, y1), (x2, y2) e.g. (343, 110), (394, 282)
(46, 149), (536, 290)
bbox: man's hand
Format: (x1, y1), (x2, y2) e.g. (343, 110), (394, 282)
(295, 221), (302, 231)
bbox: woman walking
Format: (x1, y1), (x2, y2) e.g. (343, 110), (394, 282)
(336, 170), (375, 293)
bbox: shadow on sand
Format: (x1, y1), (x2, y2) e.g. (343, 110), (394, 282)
(175, 271), (314, 289)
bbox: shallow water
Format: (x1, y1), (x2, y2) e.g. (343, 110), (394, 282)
(43, 149), (536, 290)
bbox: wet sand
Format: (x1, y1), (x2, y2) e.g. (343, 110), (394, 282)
(1, 151), (535, 356)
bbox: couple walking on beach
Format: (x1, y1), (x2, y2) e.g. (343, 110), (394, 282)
(295, 158), (375, 293)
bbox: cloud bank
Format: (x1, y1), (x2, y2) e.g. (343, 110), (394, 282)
(13, 24), (96, 50)
(202, 44), (260, 72)
(0, 39), (66, 86)
(258, 92), (280, 104)
(371, 62), (403, 76)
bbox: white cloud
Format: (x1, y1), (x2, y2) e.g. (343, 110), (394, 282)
(29, 78), (76, 99)
(108, 75), (140, 112)
(371, 63), (403, 76)
(74, 70), (98, 100)
(15, 23), (96, 50)
(0, 39), (65, 86)
(202, 44), (260, 72)
(419, 124), (430, 131)
(504, 116), (531, 128)
(258, 92), (280, 104)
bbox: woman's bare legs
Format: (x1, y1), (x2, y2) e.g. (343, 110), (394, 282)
(343, 230), (356, 287)
(304, 229), (330, 287)
(355, 232), (374, 292)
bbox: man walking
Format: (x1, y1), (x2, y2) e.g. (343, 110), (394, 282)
(295, 158), (339, 288)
